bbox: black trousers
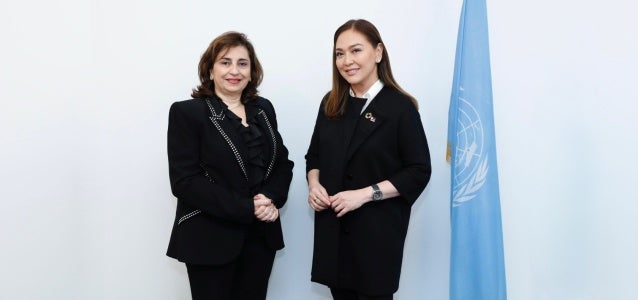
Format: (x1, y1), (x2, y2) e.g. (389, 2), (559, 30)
(186, 233), (276, 300)
(330, 287), (393, 300)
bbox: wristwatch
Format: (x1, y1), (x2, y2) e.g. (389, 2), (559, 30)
(371, 184), (383, 201)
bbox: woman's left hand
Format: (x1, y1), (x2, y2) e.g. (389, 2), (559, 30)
(330, 189), (369, 218)
(253, 194), (279, 222)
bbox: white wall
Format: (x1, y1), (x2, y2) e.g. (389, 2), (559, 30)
(1, 0), (636, 299)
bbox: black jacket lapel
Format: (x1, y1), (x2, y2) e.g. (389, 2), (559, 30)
(345, 105), (384, 162)
(341, 96), (367, 163)
(205, 98), (249, 181)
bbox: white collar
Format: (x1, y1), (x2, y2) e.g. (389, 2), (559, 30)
(349, 80), (384, 114)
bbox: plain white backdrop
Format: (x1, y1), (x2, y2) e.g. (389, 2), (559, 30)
(1, 0), (637, 299)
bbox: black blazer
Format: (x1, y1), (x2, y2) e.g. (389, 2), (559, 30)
(166, 97), (294, 265)
(305, 87), (431, 295)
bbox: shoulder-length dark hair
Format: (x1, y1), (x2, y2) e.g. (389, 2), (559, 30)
(191, 31), (263, 103)
(325, 19), (418, 119)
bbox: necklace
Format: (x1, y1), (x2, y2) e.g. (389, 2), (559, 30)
(224, 101), (242, 110)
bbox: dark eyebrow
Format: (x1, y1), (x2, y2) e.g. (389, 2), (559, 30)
(218, 57), (249, 62)
(335, 43), (364, 52)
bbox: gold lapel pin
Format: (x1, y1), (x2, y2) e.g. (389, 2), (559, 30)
(365, 112), (376, 122)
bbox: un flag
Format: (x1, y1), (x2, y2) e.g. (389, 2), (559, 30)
(447, 0), (507, 299)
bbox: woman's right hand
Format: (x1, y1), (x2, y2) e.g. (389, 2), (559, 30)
(307, 169), (330, 211)
(253, 195), (278, 222)
(308, 182), (330, 212)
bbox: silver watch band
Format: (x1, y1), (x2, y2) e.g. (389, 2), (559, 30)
(371, 184), (382, 201)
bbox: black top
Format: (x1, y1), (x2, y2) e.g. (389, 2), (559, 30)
(305, 86), (431, 295)
(222, 100), (270, 237)
(166, 95), (294, 265)
(223, 102), (268, 195)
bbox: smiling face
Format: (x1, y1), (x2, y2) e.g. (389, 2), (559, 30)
(334, 29), (383, 95)
(210, 45), (251, 99)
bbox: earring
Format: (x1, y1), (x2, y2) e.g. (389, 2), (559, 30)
(376, 59), (381, 63)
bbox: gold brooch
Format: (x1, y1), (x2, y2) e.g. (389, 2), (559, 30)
(364, 112), (376, 122)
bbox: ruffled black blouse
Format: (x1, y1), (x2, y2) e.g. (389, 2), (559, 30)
(223, 103), (268, 194)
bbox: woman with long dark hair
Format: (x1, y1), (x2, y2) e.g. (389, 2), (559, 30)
(305, 19), (431, 300)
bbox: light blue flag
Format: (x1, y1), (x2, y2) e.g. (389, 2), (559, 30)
(447, 0), (507, 299)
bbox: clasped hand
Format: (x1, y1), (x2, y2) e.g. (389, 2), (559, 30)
(253, 193), (278, 222)
(308, 184), (368, 217)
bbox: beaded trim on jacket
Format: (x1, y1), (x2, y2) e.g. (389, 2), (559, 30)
(177, 98), (279, 226)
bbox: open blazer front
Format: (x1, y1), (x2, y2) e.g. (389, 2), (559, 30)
(305, 86), (432, 295)
(166, 96), (294, 265)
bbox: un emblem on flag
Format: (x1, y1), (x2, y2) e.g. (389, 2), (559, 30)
(452, 97), (489, 207)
